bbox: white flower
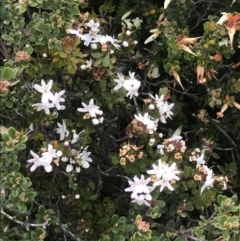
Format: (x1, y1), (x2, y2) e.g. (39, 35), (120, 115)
(56, 120), (69, 141)
(217, 12), (228, 25)
(122, 19), (133, 29)
(33, 79), (54, 103)
(196, 153), (206, 169)
(97, 35), (121, 49)
(71, 131), (80, 144)
(201, 166), (215, 194)
(78, 146), (92, 169)
(156, 162), (180, 192)
(32, 102), (54, 115)
(125, 175), (154, 206)
(27, 150), (44, 172)
(77, 99), (102, 118)
(132, 17), (143, 28)
(50, 90), (65, 110)
(86, 59), (93, 68)
(132, 194), (151, 206)
(42, 144), (58, 163)
(147, 159), (180, 192)
(67, 158), (76, 172)
(113, 72), (126, 91)
(134, 113), (158, 132)
(68, 29), (82, 38)
(86, 19), (100, 32)
(27, 150), (52, 172)
(219, 38), (229, 47)
(124, 80), (141, 99)
(157, 144), (165, 155)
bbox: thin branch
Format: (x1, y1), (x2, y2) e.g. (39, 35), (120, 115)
(0, 38), (10, 60)
(60, 225), (84, 241)
(1, 209), (50, 231)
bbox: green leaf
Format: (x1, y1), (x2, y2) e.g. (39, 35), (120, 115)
(19, 135), (28, 143)
(2, 67), (14, 80)
(125, 224), (134, 232)
(49, 216), (59, 224)
(211, 152), (220, 159)
(67, 6), (79, 15)
(18, 202), (27, 213)
(99, 79), (107, 91)
(8, 127), (16, 139)
(88, 180), (95, 190)
(6, 100), (13, 108)
(111, 227), (119, 234)
(101, 91), (112, 101)
(91, 52), (103, 58)
(36, 22), (50, 32)
(12, 162), (21, 172)
(17, 143), (26, 151)
(1, 133), (10, 142)
(25, 191), (37, 201)
(118, 216), (126, 224)
(103, 55), (110, 67)
(111, 214), (119, 224)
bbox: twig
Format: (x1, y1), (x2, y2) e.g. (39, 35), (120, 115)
(0, 38), (10, 60)
(1, 209), (50, 231)
(60, 225), (84, 241)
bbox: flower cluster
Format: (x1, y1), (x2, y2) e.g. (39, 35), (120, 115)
(121, 11), (143, 30)
(32, 79), (65, 114)
(113, 71), (141, 99)
(119, 143), (144, 165)
(191, 149), (229, 193)
(27, 144), (62, 172)
(160, 134), (186, 156)
(68, 19), (120, 51)
(149, 94), (174, 123)
(147, 159), (181, 192)
(125, 175), (155, 206)
(77, 98), (104, 125)
(189, 148), (206, 168)
(125, 159), (181, 206)
(134, 113), (158, 134)
(61, 146), (93, 173)
(194, 165), (215, 194)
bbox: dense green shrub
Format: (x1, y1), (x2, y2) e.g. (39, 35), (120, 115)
(0, 0), (240, 240)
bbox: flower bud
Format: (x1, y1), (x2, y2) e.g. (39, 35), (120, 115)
(149, 138), (155, 146)
(92, 118), (99, 125)
(149, 104), (155, 110)
(90, 43), (97, 49)
(122, 41), (129, 47)
(126, 30), (131, 36)
(75, 194), (80, 199)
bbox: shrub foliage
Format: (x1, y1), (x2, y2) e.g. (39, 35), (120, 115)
(0, 0), (240, 240)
